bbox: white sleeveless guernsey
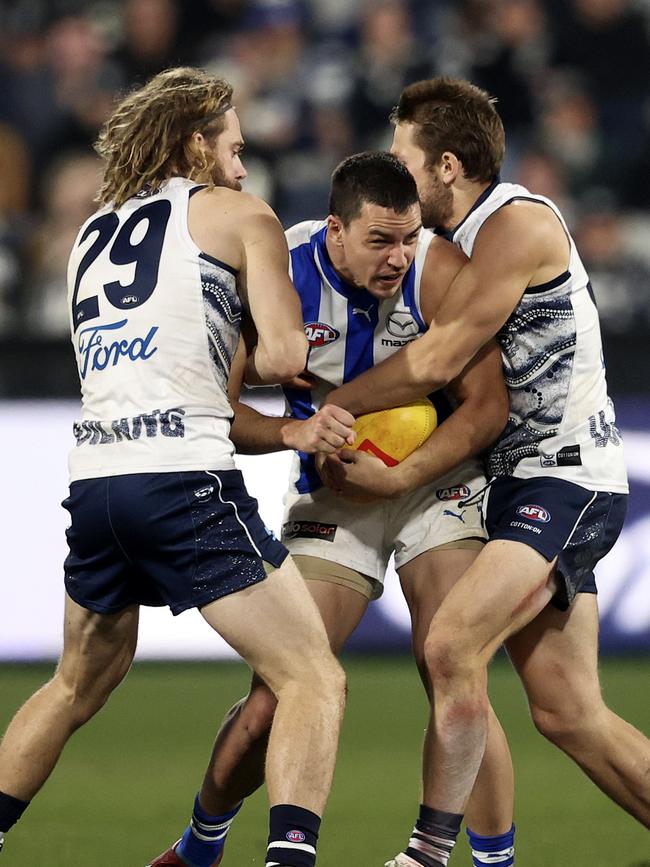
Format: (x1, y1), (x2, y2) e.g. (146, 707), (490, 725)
(284, 219), (463, 495)
(66, 177), (238, 482)
(446, 180), (628, 494)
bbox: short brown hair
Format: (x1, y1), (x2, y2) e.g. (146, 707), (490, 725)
(95, 67), (233, 207)
(329, 151), (418, 226)
(391, 78), (505, 182)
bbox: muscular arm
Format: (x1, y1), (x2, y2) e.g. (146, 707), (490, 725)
(238, 200), (308, 384)
(325, 340), (509, 499)
(325, 204), (568, 415)
(227, 337), (355, 455)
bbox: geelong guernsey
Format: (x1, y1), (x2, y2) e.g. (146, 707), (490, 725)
(285, 220), (459, 494)
(446, 180), (628, 494)
(67, 177), (239, 482)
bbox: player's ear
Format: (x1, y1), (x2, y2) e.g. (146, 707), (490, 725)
(440, 151), (461, 185)
(327, 214), (345, 246)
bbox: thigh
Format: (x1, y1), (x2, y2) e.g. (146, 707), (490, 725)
(282, 487), (389, 595)
(485, 476), (627, 610)
(505, 593), (602, 712)
(399, 547), (480, 678)
(57, 594), (139, 690)
(199, 555), (336, 693)
(302, 566), (370, 655)
(426, 539), (557, 664)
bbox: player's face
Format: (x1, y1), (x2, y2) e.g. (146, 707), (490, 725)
(207, 108), (247, 190)
(391, 122), (454, 230)
(336, 202), (422, 299)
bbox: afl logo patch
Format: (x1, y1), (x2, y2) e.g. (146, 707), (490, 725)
(304, 322), (340, 346)
(286, 830), (306, 843)
(436, 485), (470, 501)
(517, 504), (551, 523)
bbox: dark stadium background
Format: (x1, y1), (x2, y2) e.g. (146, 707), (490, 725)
(0, 1), (648, 865)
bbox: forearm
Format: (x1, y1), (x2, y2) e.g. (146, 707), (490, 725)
(230, 400), (301, 454)
(325, 337), (453, 415)
(390, 400), (505, 495)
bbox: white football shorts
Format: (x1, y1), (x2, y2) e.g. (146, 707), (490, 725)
(281, 461), (487, 599)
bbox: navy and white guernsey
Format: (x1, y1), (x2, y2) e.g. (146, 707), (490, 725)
(446, 180), (628, 494)
(67, 177), (239, 482)
(285, 219), (458, 495)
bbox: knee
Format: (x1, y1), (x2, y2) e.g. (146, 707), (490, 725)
(53, 653), (132, 728)
(424, 630), (468, 685)
(529, 697), (602, 750)
(290, 651), (347, 711)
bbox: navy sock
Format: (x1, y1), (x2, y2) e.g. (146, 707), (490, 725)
(405, 805), (463, 867)
(0, 791), (29, 833)
(266, 804), (321, 867)
(176, 795), (241, 867)
(466, 824), (515, 866)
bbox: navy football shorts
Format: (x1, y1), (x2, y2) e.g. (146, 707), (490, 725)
(484, 476), (628, 610)
(63, 469), (288, 616)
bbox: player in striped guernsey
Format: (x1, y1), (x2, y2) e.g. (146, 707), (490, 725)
(326, 79), (650, 865)
(0, 68), (347, 867)
(158, 152), (517, 865)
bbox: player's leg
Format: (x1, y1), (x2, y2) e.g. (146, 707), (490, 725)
(392, 539), (554, 867)
(147, 478), (379, 867)
(199, 555), (347, 867)
(506, 592), (650, 827)
(196, 560), (370, 816)
(398, 547), (515, 867)
(0, 595), (138, 840)
(151, 561), (370, 867)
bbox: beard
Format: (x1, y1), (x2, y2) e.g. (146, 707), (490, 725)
(211, 162), (242, 191)
(419, 171), (454, 230)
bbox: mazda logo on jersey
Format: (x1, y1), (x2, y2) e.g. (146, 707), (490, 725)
(516, 504), (551, 522)
(304, 322), (340, 346)
(386, 311), (419, 338)
(436, 485), (471, 501)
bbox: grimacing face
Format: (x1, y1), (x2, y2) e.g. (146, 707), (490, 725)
(333, 201), (422, 299)
(391, 121), (454, 230)
(207, 108), (247, 190)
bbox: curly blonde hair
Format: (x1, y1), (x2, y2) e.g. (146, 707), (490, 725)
(95, 67), (233, 207)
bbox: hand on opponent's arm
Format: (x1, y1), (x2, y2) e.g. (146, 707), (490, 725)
(228, 337), (356, 455)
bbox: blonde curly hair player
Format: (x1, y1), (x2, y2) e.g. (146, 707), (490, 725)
(0, 67), (347, 867)
(96, 67), (235, 206)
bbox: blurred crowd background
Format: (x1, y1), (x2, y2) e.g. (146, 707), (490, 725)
(1, 0), (649, 396)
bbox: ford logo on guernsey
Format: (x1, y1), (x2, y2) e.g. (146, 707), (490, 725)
(286, 830), (306, 843)
(304, 321), (340, 346)
(517, 504), (551, 522)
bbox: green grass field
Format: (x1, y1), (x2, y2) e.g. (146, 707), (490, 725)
(1, 656), (648, 866)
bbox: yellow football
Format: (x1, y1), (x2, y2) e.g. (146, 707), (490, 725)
(350, 398), (437, 466)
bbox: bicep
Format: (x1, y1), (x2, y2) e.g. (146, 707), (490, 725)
(446, 340), (506, 407)
(239, 209), (303, 340)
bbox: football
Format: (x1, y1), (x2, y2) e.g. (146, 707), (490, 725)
(350, 398), (437, 466)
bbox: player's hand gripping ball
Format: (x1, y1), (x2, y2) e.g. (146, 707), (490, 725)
(349, 398), (437, 466)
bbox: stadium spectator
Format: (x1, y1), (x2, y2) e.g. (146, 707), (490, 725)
(0, 0), (649, 387)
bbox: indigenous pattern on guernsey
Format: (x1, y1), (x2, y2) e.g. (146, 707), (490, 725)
(284, 220), (457, 495)
(66, 178), (239, 482)
(442, 179), (628, 494)
(200, 253), (242, 390)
